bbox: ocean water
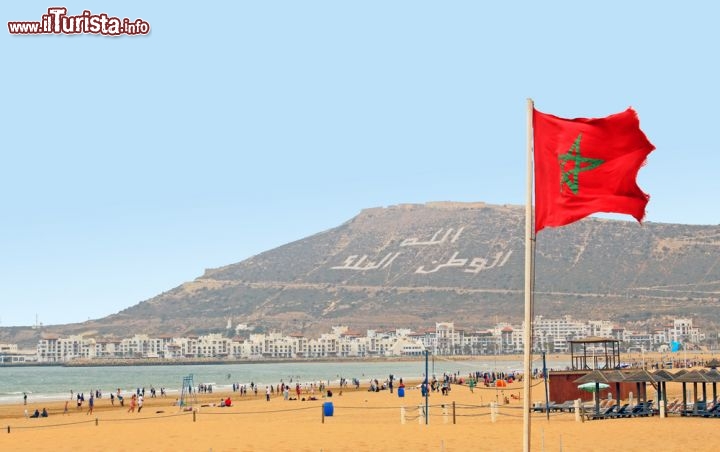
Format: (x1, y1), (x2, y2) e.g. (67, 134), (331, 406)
(0, 357), (564, 405)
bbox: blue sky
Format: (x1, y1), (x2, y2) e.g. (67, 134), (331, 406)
(2, 1), (718, 327)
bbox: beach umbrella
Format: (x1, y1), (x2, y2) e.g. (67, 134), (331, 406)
(578, 382), (610, 414)
(574, 370), (613, 415)
(578, 382), (609, 392)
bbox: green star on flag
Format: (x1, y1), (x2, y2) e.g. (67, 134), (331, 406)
(558, 134), (604, 195)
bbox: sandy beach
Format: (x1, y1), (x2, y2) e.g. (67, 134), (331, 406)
(1, 371), (718, 452)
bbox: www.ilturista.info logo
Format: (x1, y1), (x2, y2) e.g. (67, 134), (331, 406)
(8, 7), (150, 36)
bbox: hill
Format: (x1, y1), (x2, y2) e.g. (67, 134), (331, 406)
(3, 201), (720, 347)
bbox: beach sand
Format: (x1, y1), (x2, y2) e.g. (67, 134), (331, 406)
(0, 376), (717, 452)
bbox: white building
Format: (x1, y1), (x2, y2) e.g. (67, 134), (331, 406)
(29, 315), (707, 361)
(668, 318), (704, 344)
(37, 334), (96, 362)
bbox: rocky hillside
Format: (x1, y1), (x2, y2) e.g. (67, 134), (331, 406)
(3, 202), (720, 347)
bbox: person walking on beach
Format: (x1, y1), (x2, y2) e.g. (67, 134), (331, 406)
(87, 394), (94, 415)
(137, 394), (144, 413)
(266, 386), (271, 402)
(23, 392), (27, 405)
(128, 394), (137, 413)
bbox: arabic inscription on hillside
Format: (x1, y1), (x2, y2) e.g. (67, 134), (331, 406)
(330, 227), (513, 275)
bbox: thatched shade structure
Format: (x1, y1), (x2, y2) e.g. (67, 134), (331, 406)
(603, 370), (629, 409)
(705, 358), (720, 369)
(574, 369), (613, 385)
(673, 370), (711, 415)
(702, 368), (720, 405)
(652, 369), (675, 413)
(574, 370), (623, 415)
(653, 369), (675, 380)
(623, 369), (658, 408)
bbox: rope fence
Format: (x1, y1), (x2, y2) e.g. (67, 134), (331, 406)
(3, 397), (585, 434)
(4, 410), (194, 433)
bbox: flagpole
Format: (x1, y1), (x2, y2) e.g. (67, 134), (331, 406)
(523, 98), (535, 452)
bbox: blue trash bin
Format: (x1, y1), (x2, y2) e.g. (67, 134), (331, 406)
(398, 387), (405, 398)
(323, 401), (334, 417)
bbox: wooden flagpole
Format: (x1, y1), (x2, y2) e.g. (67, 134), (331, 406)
(523, 98), (536, 452)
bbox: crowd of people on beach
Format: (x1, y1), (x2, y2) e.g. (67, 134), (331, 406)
(19, 365), (535, 419)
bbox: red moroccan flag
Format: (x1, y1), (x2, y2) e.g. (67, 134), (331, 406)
(533, 107), (655, 233)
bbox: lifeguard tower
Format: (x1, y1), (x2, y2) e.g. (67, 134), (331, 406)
(569, 336), (621, 370)
(179, 374), (197, 407)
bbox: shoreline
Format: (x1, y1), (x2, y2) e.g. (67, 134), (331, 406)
(1, 350), (715, 368)
(0, 353), (554, 368)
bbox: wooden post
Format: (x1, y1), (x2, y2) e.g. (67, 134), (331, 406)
(322, 406), (325, 424)
(193, 410), (196, 422)
(453, 401), (456, 424)
(574, 399), (581, 422)
(95, 417), (98, 426)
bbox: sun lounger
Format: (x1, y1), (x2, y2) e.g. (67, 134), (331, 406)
(532, 401), (557, 413)
(700, 402), (720, 417)
(665, 399), (683, 415)
(586, 404), (617, 420)
(550, 401), (566, 412)
(662, 399), (675, 415)
(683, 400), (705, 416)
(608, 403), (630, 418)
(630, 401), (654, 417)
(699, 404), (716, 417)
(555, 400), (577, 412)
